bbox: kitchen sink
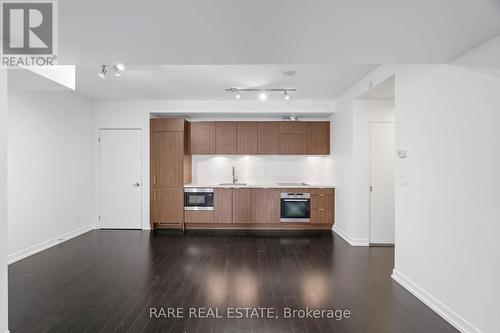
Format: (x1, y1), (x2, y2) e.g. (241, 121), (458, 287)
(219, 182), (248, 186)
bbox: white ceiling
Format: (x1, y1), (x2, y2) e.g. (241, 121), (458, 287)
(58, 0), (500, 65)
(358, 76), (395, 100)
(74, 65), (377, 100)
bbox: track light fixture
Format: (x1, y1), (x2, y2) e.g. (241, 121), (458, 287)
(226, 88), (296, 100)
(259, 90), (267, 101)
(98, 63), (125, 78)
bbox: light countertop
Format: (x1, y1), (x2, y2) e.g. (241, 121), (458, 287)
(184, 183), (335, 189)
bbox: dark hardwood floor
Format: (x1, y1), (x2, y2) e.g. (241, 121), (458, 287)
(9, 230), (457, 333)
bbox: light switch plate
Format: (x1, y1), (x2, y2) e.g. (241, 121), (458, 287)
(400, 174), (411, 186)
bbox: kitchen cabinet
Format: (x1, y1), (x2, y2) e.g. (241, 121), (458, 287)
(215, 122), (237, 154)
(151, 131), (184, 188)
(237, 122), (258, 154)
(150, 118), (185, 132)
(279, 121), (307, 134)
(188, 120), (330, 156)
(253, 189), (280, 223)
(307, 122), (330, 155)
(258, 122), (279, 154)
(311, 188), (335, 224)
(232, 189), (254, 223)
(152, 188), (184, 224)
(150, 118), (191, 229)
(214, 188), (233, 223)
(279, 134), (307, 154)
(278, 121), (307, 154)
(184, 210), (214, 223)
(190, 122), (216, 154)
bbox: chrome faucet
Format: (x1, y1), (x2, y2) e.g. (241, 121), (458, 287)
(232, 165), (238, 184)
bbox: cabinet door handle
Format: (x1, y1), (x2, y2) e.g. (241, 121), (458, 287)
(154, 190), (157, 201)
(319, 194), (325, 197)
(319, 208), (325, 211)
(153, 174), (157, 185)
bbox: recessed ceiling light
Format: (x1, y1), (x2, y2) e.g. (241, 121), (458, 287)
(259, 91), (267, 101)
(235, 91), (241, 99)
(284, 91), (290, 100)
(283, 70), (296, 76)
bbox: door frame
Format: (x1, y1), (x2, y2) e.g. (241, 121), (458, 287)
(98, 128), (144, 229)
(368, 121), (395, 246)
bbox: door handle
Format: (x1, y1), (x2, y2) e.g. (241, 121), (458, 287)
(132, 182), (141, 187)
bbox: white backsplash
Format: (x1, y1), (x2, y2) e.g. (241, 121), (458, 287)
(192, 155), (334, 184)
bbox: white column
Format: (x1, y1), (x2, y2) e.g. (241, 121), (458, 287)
(0, 68), (8, 333)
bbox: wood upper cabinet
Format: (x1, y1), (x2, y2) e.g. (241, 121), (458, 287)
(150, 118), (185, 132)
(279, 121), (307, 134)
(151, 131), (183, 188)
(214, 188), (233, 223)
(190, 122), (215, 154)
(152, 188), (184, 224)
(232, 189), (254, 223)
(253, 189), (280, 223)
(279, 121), (307, 155)
(187, 121), (330, 156)
(237, 122), (258, 154)
(279, 134), (307, 154)
(215, 122), (237, 154)
(307, 122), (330, 155)
(258, 122), (279, 154)
(310, 188), (335, 224)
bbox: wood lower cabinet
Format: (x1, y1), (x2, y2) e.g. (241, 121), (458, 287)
(232, 189), (254, 223)
(214, 188), (233, 223)
(152, 188), (184, 224)
(215, 122), (237, 154)
(190, 122), (215, 154)
(311, 189), (335, 224)
(253, 189), (280, 223)
(237, 122), (258, 154)
(184, 210), (213, 223)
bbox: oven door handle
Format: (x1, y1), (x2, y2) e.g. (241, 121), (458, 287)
(283, 199), (309, 202)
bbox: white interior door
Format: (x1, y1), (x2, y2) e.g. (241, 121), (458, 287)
(99, 129), (142, 229)
(369, 122), (395, 244)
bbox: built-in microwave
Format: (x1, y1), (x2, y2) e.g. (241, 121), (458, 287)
(280, 192), (311, 222)
(184, 188), (214, 210)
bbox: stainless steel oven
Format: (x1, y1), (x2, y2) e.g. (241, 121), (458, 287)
(184, 188), (214, 210)
(280, 192), (311, 222)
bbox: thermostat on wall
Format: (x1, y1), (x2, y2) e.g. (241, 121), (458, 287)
(397, 149), (407, 158)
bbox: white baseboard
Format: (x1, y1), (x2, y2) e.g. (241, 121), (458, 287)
(8, 224), (95, 265)
(392, 270), (480, 333)
(332, 225), (369, 246)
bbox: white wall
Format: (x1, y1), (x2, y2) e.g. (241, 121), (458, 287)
(333, 58), (500, 331)
(0, 69), (9, 333)
(7, 90), (94, 262)
(350, 99), (395, 244)
(93, 99), (335, 229)
(393, 64), (500, 333)
(192, 155), (333, 185)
